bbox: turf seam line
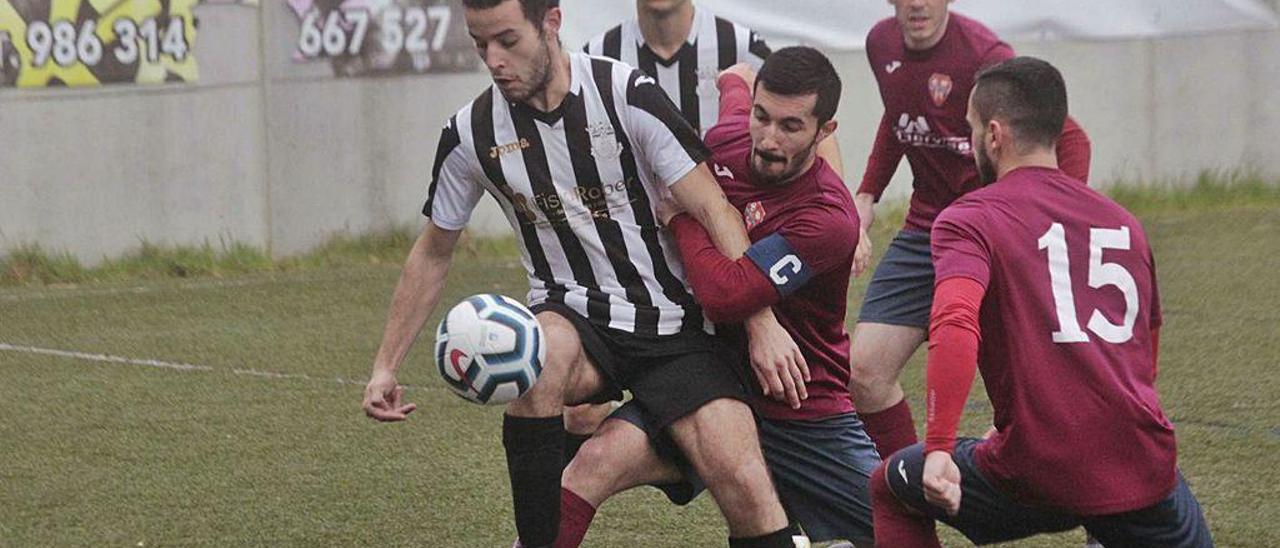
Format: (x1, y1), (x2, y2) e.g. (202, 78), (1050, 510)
(0, 279), (264, 302)
(0, 342), (369, 386)
(0, 269), (387, 302)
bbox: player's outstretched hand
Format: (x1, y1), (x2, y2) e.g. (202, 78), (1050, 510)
(363, 369), (417, 422)
(718, 62), (757, 88)
(852, 193), (876, 277)
(922, 451), (962, 516)
(745, 310), (810, 409)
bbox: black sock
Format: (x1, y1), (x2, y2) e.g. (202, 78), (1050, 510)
(562, 432), (591, 465)
(728, 523), (802, 548)
(503, 413), (565, 547)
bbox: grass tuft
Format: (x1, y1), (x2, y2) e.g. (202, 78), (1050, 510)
(1105, 169), (1280, 212)
(0, 244), (90, 285)
(285, 228), (420, 270)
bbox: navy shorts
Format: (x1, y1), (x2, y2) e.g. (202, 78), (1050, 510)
(883, 439), (1214, 547)
(857, 229), (935, 329)
(531, 302), (747, 430)
(612, 403), (880, 543)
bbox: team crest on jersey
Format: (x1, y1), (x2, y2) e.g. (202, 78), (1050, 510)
(588, 121), (624, 160)
(744, 201), (766, 230)
(928, 73), (953, 107)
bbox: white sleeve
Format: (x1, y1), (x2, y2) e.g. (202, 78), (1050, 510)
(423, 117), (484, 230)
(621, 69), (711, 186)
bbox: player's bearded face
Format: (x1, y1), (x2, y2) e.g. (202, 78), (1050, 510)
(748, 89), (824, 186)
(968, 96), (998, 185)
(974, 128), (998, 185)
(467, 3), (557, 103)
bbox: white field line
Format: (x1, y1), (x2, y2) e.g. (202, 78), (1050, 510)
(0, 342), (369, 387)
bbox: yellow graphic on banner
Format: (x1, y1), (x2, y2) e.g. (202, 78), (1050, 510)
(0, 0), (199, 87)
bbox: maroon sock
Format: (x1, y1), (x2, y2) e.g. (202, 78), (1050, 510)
(553, 488), (597, 548)
(870, 462), (941, 548)
(862, 398), (918, 458)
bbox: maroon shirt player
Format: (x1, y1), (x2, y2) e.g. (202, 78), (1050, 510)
(848, 0), (1093, 469)
(686, 73), (858, 422)
(551, 48), (880, 547)
(860, 11), (1091, 232)
(870, 56), (1213, 548)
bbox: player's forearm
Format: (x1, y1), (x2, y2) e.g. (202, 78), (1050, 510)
(675, 166), (752, 259)
(670, 215), (777, 322)
(698, 199), (752, 259)
(924, 277), (985, 455)
(854, 193), (876, 232)
(857, 113), (904, 199)
(686, 197), (784, 333)
(371, 228), (457, 374)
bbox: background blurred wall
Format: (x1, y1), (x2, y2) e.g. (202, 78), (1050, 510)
(1, 1), (1277, 263)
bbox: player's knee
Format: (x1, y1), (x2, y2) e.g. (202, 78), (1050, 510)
(672, 398), (762, 471)
(850, 351), (900, 395)
(511, 372), (566, 413)
(699, 452), (763, 488)
(511, 315), (583, 412)
(562, 436), (624, 498)
(849, 348), (883, 381)
(848, 361), (888, 398)
(691, 436), (769, 491)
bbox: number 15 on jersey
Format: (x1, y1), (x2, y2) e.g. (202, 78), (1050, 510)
(1038, 222), (1141, 344)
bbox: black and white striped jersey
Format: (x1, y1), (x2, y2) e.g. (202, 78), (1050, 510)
(584, 8), (770, 135)
(423, 52), (711, 336)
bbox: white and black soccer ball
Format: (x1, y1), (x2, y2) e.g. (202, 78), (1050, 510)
(434, 294), (545, 405)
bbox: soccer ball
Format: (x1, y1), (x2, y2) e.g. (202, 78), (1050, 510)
(434, 294), (545, 405)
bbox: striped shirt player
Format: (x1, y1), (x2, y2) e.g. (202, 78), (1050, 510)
(424, 51), (712, 337)
(375, 3), (798, 546)
(584, 7), (771, 135)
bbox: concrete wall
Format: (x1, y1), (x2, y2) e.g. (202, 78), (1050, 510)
(824, 29), (1280, 205)
(0, 2), (269, 263)
(1, 3), (1277, 263)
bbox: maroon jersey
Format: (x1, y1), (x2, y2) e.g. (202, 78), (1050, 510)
(931, 166), (1176, 515)
(698, 78), (860, 421)
(861, 13), (1091, 233)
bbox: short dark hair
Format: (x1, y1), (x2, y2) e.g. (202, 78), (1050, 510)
(461, 0), (558, 27)
(754, 46), (842, 124)
(972, 56), (1068, 150)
